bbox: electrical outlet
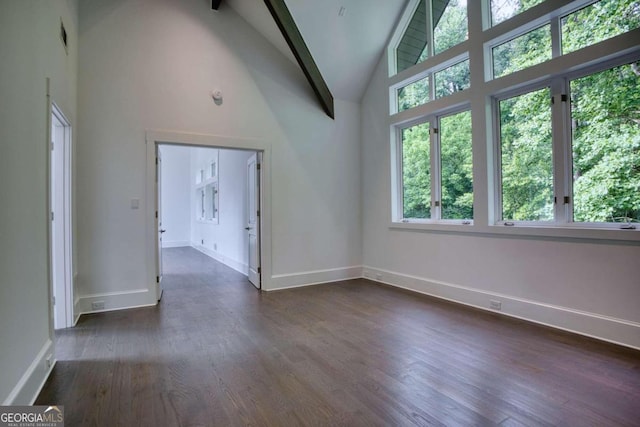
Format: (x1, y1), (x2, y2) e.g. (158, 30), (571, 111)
(91, 301), (105, 311)
(490, 300), (502, 310)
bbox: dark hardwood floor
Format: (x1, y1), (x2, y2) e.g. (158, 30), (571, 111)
(37, 247), (640, 426)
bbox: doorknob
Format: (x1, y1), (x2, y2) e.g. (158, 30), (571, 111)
(245, 227), (251, 230)
(160, 229), (166, 233)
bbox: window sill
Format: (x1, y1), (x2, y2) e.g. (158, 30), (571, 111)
(389, 221), (640, 244)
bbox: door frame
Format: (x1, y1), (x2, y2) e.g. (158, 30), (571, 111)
(48, 101), (74, 329)
(145, 130), (271, 296)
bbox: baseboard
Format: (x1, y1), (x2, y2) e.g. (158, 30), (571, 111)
(162, 240), (190, 248)
(2, 339), (55, 405)
(76, 288), (155, 316)
(268, 266), (363, 291)
(192, 244), (248, 275)
(362, 266), (640, 350)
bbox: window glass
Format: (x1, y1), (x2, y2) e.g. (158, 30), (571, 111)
(397, 0), (428, 73)
(499, 88), (554, 221)
(440, 110), (473, 219)
(570, 62), (640, 223)
(493, 25), (551, 78)
(402, 122), (432, 219)
(562, 0), (640, 54)
(435, 59), (470, 98)
(398, 75), (430, 112)
(491, 0), (545, 26)
(434, 0), (468, 55)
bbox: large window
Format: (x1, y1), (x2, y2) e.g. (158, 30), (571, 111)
(389, 0), (639, 236)
(393, 0), (468, 75)
(498, 88), (553, 222)
(570, 63), (640, 223)
(399, 110), (473, 222)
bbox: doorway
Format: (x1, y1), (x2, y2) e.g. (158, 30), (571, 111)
(50, 103), (73, 329)
(154, 143), (263, 295)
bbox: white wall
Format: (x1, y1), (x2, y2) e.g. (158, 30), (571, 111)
(191, 147), (252, 274)
(361, 55), (640, 349)
(160, 145), (191, 248)
(76, 0), (362, 311)
(0, 0), (78, 404)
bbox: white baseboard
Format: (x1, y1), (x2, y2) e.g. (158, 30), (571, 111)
(192, 244), (248, 275)
(362, 266), (640, 350)
(2, 339), (55, 405)
(268, 266), (363, 291)
(162, 240), (190, 248)
(76, 288), (155, 316)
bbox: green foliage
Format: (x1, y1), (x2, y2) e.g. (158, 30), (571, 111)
(500, 88), (554, 221)
(434, 0), (468, 55)
(403, 123), (431, 218)
(571, 62), (640, 222)
(441, 111), (473, 219)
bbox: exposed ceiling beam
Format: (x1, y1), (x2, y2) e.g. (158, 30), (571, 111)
(212, 0), (222, 11)
(263, 0), (335, 119)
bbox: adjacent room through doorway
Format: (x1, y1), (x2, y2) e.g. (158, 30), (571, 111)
(157, 144), (262, 291)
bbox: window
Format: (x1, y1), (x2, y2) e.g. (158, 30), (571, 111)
(435, 59), (470, 98)
(490, 0), (545, 26)
(389, 0), (639, 236)
(398, 75), (430, 112)
(492, 25), (551, 79)
(570, 62), (640, 223)
(402, 122), (431, 219)
(440, 110), (473, 219)
(434, 0), (468, 55)
(562, 0), (640, 54)
(498, 88), (553, 221)
(393, 0), (468, 75)
(399, 110), (473, 222)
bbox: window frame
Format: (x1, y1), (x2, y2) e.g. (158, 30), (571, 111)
(387, 0), (640, 241)
(393, 105), (474, 225)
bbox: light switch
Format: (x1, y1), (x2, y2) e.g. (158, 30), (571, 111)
(131, 198), (140, 209)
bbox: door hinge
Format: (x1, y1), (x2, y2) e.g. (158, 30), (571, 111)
(430, 127), (438, 134)
(564, 196), (570, 204)
(434, 201), (440, 207)
(561, 94), (568, 102)
(155, 157), (158, 165)
(50, 142), (54, 151)
(257, 163), (261, 170)
(257, 210), (260, 217)
(52, 296), (56, 306)
(50, 211), (54, 221)
(156, 211), (158, 218)
(156, 276), (160, 283)
(258, 267), (261, 274)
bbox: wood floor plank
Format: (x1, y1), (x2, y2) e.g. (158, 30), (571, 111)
(36, 247), (640, 426)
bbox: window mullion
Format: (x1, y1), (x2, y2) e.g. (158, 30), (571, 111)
(430, 118), (440, 219)
(551, 79), (570, 223)
(550, 15), (561, 58)
(426, 0), (435, 58)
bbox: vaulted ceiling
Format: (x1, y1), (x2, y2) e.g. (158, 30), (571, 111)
(226, 0), (409, 103)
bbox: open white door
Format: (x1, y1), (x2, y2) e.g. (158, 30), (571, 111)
(246, 153), (261, 289)
(156, 147), (164, 300)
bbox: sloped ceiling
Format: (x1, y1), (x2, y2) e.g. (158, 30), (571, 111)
(226, 0), (408, 103)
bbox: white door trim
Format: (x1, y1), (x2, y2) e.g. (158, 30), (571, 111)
(144, 130), (272, 293)
(48, 100), (74, 329)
